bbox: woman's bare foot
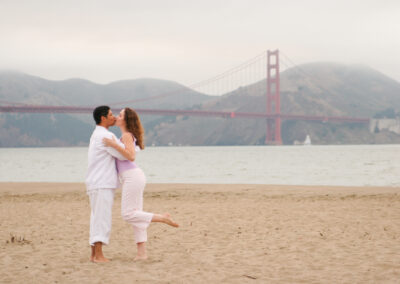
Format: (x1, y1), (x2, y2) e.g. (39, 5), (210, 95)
(134, 254), (148, 261)
(161, 213), (179, 227)
(151, 213), (179, 227)
(135, 242), (148, 261)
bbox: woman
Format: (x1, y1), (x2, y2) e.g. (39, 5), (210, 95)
(103, 107), (178, 261)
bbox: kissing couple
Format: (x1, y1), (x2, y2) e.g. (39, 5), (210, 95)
(85, 105), (179, 263)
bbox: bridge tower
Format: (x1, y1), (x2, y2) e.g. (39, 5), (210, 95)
(265, 49), (282, 145)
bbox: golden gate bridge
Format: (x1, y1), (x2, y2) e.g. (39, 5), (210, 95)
(0, 50), (369, 145)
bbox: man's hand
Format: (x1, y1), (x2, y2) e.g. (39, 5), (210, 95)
(103, 136), (118, 148)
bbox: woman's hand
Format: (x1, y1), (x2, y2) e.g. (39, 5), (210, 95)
(103, 136), (118, 148)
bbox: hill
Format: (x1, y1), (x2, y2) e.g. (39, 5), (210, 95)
(1, 63), (400, 147)
(145, 63), (400, 145)
(0, 71), (211, 146)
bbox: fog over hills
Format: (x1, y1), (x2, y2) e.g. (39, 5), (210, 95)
(0, 71), (209, 107)
(0, 72), (211, 146)
(1, 63), (399, 147)
(145, 63), (400, 145)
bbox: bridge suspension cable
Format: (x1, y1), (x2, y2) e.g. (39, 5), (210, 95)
(280, 51), (340, 99)
(0, 51), (269, 108)
(108, 50), (268, 106)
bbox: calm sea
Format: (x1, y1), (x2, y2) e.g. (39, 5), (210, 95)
(0, 145), (399, 187)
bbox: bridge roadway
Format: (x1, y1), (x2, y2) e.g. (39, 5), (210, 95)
(0, 105), (369, 124)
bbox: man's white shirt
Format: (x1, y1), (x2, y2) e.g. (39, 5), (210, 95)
(85, 125), (126, 192)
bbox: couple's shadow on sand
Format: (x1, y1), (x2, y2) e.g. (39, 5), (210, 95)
(92, 255), (163, 264)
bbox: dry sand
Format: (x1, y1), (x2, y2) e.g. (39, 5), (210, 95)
(0, 182), (399, 283)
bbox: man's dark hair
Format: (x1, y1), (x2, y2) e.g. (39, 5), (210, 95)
(93, 105), (110, 125)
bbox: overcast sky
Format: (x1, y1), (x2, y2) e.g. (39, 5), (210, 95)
(0, 0), (399, 86)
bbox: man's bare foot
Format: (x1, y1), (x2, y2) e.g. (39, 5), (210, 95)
(93, 256), (110, 263)
(162, 213), (179, 227)
(90, 246), (95, 262)
(92, 242), (110, 263)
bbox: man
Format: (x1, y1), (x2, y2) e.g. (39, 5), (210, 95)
(85, 105), (127, 263)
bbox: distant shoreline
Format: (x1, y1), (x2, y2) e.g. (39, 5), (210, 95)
(1, 143), (400, 148)
(1, 182), (398, 195)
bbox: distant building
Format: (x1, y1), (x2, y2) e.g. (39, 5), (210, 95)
(370, 117), (400, 134)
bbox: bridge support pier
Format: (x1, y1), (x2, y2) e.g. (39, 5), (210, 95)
(265, 49), (282, 145)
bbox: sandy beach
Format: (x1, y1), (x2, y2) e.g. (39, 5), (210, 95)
(0, 182), (399, 283)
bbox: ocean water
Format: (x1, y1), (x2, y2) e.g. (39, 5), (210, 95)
(0, 145), (399, 187)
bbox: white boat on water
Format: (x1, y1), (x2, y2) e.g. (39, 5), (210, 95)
(304, 135), (312, 146)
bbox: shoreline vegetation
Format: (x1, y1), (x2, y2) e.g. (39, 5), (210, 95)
(1, 182), (399, 282)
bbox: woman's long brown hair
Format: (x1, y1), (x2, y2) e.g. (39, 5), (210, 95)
(124, 108), (145, 150)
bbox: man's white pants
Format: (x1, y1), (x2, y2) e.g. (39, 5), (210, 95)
(88, 188), (115, 246)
